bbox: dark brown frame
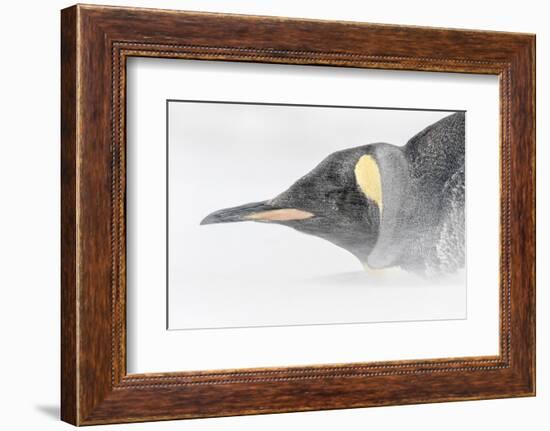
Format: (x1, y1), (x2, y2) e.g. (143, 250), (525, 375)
(61, 4), (536, 426)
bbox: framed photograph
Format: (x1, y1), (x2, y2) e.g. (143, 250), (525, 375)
(61, 4), (535, 425)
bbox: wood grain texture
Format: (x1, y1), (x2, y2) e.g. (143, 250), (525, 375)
(60, 4), (536, 425)
(60, 5), (78, 425)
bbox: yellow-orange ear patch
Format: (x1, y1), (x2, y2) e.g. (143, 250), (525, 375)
(354, 155), (383, 213)
(245, 208), (314, 222)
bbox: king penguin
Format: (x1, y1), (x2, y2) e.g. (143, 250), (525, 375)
(201, 112), (465, 276)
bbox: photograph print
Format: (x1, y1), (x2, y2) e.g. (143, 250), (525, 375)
(168, 101), (466, 330)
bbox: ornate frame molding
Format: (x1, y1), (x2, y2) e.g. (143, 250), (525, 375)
(61, 5), (535, 425)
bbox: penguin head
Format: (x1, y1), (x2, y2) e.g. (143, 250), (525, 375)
(201, 112), (464, 273)
(200, 145), (387, 264)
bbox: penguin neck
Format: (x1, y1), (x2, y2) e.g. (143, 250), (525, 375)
(365, 144), (418, 270)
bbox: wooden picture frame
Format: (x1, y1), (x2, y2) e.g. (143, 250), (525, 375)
(61, 4), (535, 425)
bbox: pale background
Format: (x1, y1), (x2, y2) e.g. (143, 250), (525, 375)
(0, 0), (546, 430)
(127, 59), (498, 373)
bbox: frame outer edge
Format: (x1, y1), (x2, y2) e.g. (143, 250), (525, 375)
(531, 34), (536, 396)
(524, 34), (536, 395)
(526, 35), (536, 396)
(61, 5), (79, 426)
(507, 35), (536, 395)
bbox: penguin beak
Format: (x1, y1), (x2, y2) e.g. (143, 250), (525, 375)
(201, 201), (272, 225)
(201, 201), (314, 225)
